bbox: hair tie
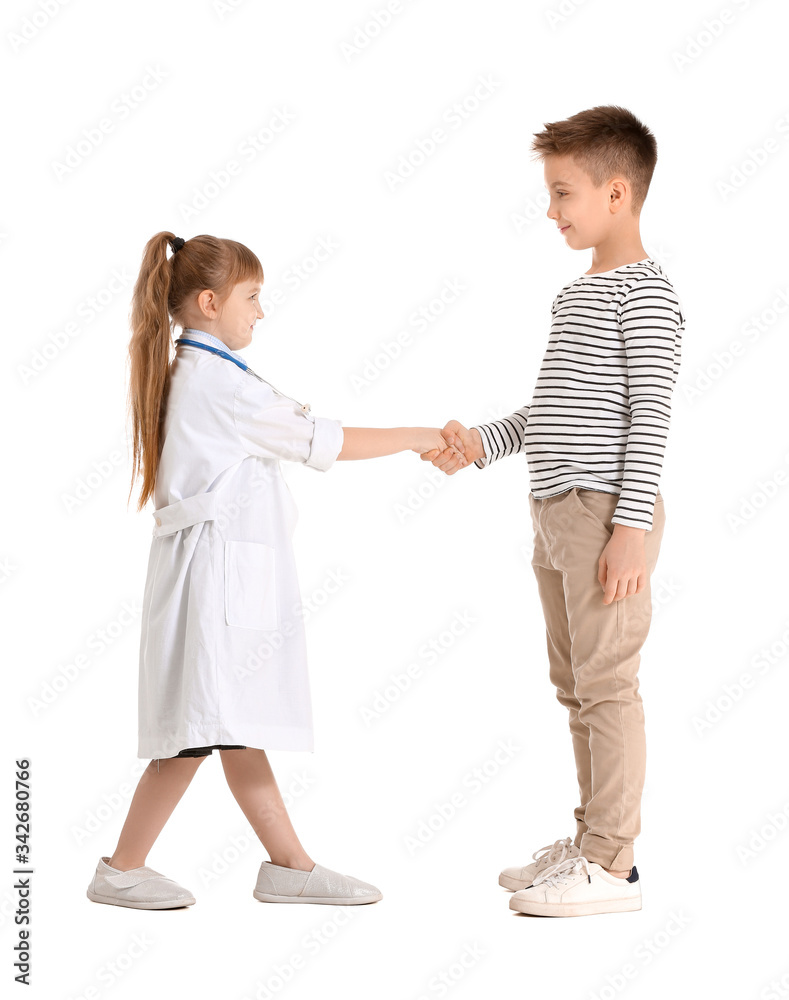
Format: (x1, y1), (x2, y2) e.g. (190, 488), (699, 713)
(170, 236), (186, 254)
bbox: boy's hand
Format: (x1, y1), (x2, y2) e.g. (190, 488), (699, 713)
(598, 526), (647, 604)
(421, 420), (484, 474)
(411, 427), (467, 466)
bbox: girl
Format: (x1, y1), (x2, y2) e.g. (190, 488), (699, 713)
(86, 232), (464, 911)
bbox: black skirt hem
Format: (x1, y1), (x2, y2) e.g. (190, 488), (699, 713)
(172, 744), (247, 758)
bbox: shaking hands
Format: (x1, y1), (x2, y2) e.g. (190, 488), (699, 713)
(419, 420), (484, 475)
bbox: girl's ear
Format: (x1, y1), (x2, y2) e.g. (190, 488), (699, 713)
(196, 288), (217, 318)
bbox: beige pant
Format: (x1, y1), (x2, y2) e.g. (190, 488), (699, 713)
(528, 486), (665, 870)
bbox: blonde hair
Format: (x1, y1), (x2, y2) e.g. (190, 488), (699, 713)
(530, 105), (658, 214)
(126, 232), (264, 512)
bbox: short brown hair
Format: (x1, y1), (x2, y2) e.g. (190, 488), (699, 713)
(530, 105), (657, 214)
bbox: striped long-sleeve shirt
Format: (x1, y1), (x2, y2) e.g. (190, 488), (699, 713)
(471, 258), (684, 530)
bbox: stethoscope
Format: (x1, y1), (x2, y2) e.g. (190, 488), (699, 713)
(174, 337), (311, 414)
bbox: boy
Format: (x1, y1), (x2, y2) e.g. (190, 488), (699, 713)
(423, 105), (684, 917)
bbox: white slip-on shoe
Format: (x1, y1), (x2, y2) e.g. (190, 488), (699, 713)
(253, 861), (382, 905)
(86, 856), (196, 910)
(499, 836), (580, 891)
(509, 854), (641, 916)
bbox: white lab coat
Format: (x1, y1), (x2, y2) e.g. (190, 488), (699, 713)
(137, 328), (344, 759)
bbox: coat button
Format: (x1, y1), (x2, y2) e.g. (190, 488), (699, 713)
(155, 517), (162, 526)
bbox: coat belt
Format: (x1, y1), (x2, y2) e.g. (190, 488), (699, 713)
(151, 491), (218, 537)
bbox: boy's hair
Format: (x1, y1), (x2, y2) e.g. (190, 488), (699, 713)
(530, 105), (657, 214)
(126, 232), (264, 512)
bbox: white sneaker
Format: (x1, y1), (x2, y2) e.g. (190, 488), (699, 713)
(499, 836), (580, 891)
(87, 856), (196, 909)
(253, 861), (382, 905)
(509, 855), (641, 916)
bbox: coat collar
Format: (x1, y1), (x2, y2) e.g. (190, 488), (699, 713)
(179, 327), (246, 360)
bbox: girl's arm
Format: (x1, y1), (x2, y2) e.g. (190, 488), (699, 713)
(337, 427), (466, 464)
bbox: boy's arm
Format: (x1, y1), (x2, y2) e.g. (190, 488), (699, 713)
(470, 406), (530, 468)
(423, 407), (530, 475)
(613, 276), (684, 530)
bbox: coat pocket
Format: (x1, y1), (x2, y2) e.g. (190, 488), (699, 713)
(223, 540), (279, 630)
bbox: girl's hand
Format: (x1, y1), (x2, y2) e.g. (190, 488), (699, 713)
(421, 420), (483, 475)
(412, 428), (467, 466)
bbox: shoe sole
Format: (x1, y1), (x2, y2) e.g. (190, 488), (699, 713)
(499, 874), (532, 891)
(252, 889), (382, 905)
(86, 888), (195, 909)
(509, 895), (641, 917)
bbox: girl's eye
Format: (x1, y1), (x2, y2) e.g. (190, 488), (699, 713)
(557, 191), (566, 197)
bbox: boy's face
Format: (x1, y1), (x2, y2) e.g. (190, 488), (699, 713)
(543, 154), (623, 250)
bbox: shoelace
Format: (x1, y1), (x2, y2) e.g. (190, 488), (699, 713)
(530, 836), (575, 872)
(531, 854), (592, 888)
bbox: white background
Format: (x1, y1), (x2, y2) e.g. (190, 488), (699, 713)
(5, 0), (789, 997)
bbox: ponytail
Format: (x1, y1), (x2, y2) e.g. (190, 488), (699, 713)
(126, 231), (174, 513)
(126, 231), (264, 513)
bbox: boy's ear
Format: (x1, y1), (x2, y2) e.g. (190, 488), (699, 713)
(608, 181), (627, 213)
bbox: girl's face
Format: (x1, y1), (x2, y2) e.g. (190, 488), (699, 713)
(216, 280), (265, 350)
